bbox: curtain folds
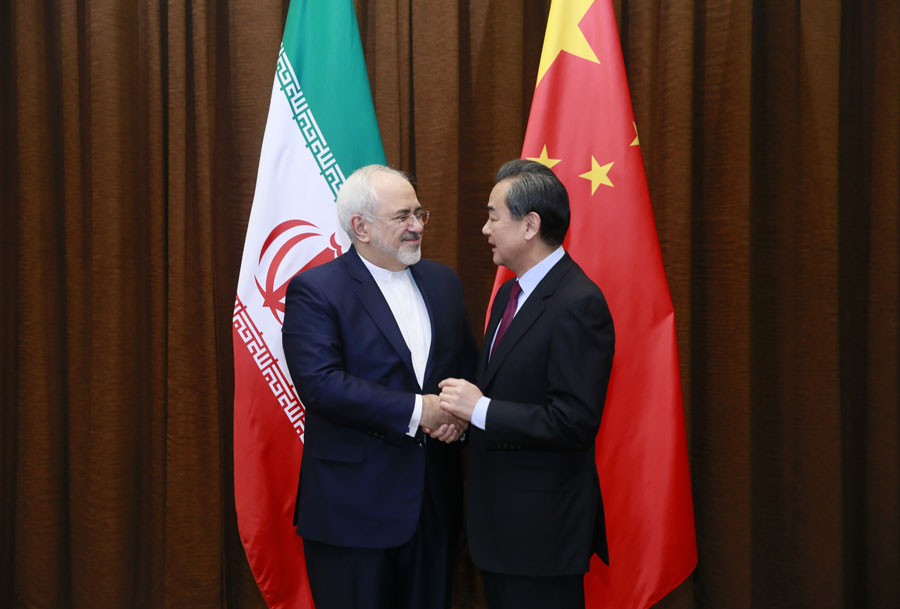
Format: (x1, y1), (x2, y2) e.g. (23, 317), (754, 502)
(1, 1), (897, 607)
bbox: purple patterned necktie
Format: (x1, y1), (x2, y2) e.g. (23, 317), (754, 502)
(491, 281), (521, 358)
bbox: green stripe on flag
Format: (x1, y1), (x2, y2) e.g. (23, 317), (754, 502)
(281, 0), (385, 193)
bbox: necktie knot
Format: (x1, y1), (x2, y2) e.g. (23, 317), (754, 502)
(508, 280), (522, 302)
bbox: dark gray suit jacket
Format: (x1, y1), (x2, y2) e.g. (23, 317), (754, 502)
(466, 253), (614, 576)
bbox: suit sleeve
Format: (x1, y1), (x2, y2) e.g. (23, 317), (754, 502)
(485, 291), (615, 450)
(282, 272), (416, 439)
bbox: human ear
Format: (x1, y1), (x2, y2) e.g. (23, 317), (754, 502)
(524, 211), (542, 241)
(351, 215), (370, 242)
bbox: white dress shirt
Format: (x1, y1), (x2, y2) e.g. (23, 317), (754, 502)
(359, 255), (432, 437)
(471, 246), (566, 430)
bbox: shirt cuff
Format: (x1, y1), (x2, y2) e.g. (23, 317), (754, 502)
(407, 394), (423, 437)
(471, 396), (490, 430)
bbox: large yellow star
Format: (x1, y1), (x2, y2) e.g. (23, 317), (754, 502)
(579, 156), (614, 194)
(536, 0), (600, 86)
(631, 122), (640, 146)
(527, 145), (562, 169)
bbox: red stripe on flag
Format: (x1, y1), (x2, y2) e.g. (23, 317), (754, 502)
(233, 309), (314, 608)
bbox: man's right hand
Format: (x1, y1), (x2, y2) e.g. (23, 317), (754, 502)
(421, 394), (468, 442)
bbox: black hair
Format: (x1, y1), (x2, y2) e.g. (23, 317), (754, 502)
(495, 159), (570, 246)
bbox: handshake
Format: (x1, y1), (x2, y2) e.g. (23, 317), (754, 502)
(420, 378), (483, 443)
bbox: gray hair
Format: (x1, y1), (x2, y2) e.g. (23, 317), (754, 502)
(336, 165), (410, 238)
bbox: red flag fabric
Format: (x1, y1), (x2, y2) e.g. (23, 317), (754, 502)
(488, 1), (697, 606)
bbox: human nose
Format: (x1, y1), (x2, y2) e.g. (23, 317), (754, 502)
(481, 219), (490, 235)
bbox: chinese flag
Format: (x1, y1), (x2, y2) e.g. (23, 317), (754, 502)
(488, 1), (697, 606)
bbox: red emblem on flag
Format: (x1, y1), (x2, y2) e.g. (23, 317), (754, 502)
(255, 220), (343, 324)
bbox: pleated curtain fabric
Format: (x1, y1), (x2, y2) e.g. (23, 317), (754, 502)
(0, 1), (897, 608)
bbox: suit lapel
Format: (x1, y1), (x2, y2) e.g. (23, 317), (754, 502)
(480, 255), (574, 388)
(345, 247), (416, 380)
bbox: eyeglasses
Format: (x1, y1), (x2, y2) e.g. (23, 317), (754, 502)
(368, 209), (430, 225)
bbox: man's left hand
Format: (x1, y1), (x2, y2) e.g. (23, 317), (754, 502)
(427, 422), (463, 443)
(438, 378), (482, 423)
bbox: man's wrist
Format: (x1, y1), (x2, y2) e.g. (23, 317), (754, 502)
(407, 394), (423, 437)
(471, 396), (490, 430)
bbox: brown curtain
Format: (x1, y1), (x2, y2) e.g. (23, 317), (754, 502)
(1, 1), (897, 608)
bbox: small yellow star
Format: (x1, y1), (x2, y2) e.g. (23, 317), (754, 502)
(631, 122), (640, 146)
(536, 0), (600, 86)
(579, 156), (614, 194)
(527, 145), (562, 169)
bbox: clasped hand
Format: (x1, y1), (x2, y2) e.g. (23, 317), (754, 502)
(420, 394), (467, 443)
(421, 379), (484, 442)
(437, 378), (482, 423)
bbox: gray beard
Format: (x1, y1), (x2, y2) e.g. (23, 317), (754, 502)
(371, 230), (422, 267)
(396, 242), (422, 266)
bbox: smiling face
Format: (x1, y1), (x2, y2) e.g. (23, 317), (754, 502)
(362, 172), (425, 270)
(482, 179), (530, 275)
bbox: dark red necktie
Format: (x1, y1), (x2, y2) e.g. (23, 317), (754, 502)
(491, 281), (521, 357)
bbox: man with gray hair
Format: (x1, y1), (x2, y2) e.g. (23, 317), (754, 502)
(282, 164), (476, 609)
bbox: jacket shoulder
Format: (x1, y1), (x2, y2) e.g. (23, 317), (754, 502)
(288, 252), (349, 288)
(548, 260), (610, 317)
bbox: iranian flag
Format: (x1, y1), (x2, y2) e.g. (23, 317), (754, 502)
(232, 1), (384, 607)
(489, 0), (698, 606)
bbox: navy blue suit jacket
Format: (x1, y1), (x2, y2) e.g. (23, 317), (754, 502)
(282, 246), (476, 549)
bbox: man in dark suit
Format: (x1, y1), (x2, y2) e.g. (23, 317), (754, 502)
(439, 159), (615, 609)
(282, 165), (476, 609)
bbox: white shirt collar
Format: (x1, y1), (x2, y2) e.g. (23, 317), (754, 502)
(516, 246), (565, 304)
(358, 251), (409, 283)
